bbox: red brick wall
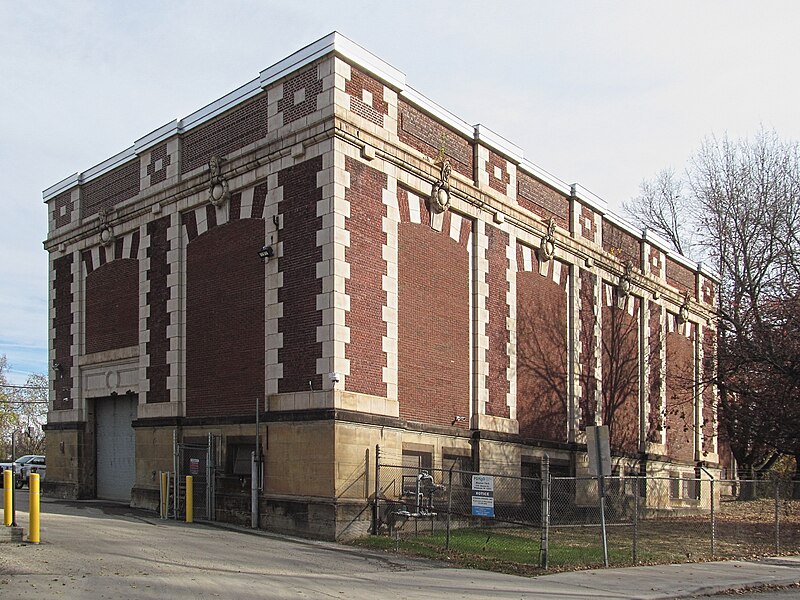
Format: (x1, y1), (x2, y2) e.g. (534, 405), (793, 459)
(84, 259), (138, 354)
(486, 151), (510, 195)
(145, 217), (170, 403)
(601, 299), (640, 454)
(397, 219), (470, 428)
(186, 219), (265, 416)
(516, 172), (570, 230)
(648, 246), (662, 279)
(665, 321), (695, 462)
(82, 161), (140, 218)
(603, 222), (641, 265)
(701, 278), (715, 306)
(398, 100), (473, 179)
(578, 269), (597, 428)
(516, 253), (568, 441)
(486, 227), (510, 418)
(345, 67), (388, 127)
(578, 204), (595, 242)
(146, 143), (171, 186)
(666, 257), (695, 296)
(277, 157), (324, 392)
(181, 95), (269, 173)
(53, 190), (73, 229)
(53, 254), (73, 410)
(647, 301), (663, 443)
(345, 158), (387, 398)
(278, 67), (323, 126)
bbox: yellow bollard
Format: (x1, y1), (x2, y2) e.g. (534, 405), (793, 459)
(185, 476), (193, 523)
(160, 471), (168, 519)
(29, 473), (40, 544)
(3, 470), (12, 526)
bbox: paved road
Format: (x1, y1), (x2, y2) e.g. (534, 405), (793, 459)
(1, 496), (799, 599)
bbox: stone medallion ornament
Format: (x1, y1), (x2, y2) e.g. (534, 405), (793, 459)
(98, 208), (115, 247)
(678, 292), (691, 324)
(208, 155), (231, 207)
(429, 159), (452, 213)
(617, 260), (633, 298)
(538, 217), (557, 261)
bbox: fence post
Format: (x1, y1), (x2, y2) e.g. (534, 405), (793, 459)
(633, 477), (639, 564)
(540, 454), (550, 570)
(710, 477), (715, 558)
(446, 467), (453, 550)
(373, 444), (380, 535)
(775, 474), (780, 554)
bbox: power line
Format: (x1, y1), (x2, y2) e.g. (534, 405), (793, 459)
(0, 384), (47, 391)
(2, 400), (48, 404)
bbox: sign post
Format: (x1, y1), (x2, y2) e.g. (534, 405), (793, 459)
(471, 474), (495, 518)
(586, 425), (611, 567)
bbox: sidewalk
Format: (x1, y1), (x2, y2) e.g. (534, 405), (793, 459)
(531, 556), (800, 598)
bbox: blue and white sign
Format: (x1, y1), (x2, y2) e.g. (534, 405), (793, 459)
(471, 474), (495, 517)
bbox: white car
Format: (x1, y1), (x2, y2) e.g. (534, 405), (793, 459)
(0, 455), (45, 489)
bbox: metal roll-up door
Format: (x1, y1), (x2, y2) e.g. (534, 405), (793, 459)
(96, 396), (137, 502)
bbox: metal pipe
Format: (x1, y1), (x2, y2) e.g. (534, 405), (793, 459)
(252, 397), (260, 528)
(446, 468), (453, 550)
(11, 430), (16, 527)
(373, 444), (380, 535)
(540, 454), (550, 570)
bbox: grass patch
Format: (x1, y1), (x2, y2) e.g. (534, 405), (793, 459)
(351, 503), (800, 576)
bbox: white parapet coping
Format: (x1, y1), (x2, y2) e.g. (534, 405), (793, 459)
(40, 31), (706, 281)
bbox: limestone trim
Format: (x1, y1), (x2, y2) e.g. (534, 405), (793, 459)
(317, 140), (350, 390)
(382, 165), (400, 401)
(472, 219), (489, 423)
(167, 211), (184, 406)
(265, 170), (284, 398)
(138, 222), (151, 403)
(505, 231), (517, 421)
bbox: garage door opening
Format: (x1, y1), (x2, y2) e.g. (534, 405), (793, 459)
(95, 395), (137, 502)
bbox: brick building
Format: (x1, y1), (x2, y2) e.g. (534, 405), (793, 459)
(43, 33), (719, 539)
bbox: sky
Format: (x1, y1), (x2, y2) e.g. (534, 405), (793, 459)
(1, 0), (799, 384)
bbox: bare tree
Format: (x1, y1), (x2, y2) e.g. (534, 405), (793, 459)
(515, 282), (642, 456)
(623, 168), (695, 258)
(627, 130), (800, 490)
(600, 297), (641, 455)
(0, 356), (47, 457)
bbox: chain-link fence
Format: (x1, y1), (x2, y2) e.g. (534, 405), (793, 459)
(370, 456), (800, 571)
(375, 462), (543, 567)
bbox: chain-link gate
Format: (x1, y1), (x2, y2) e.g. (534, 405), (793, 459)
(173, 433), (217, 521)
